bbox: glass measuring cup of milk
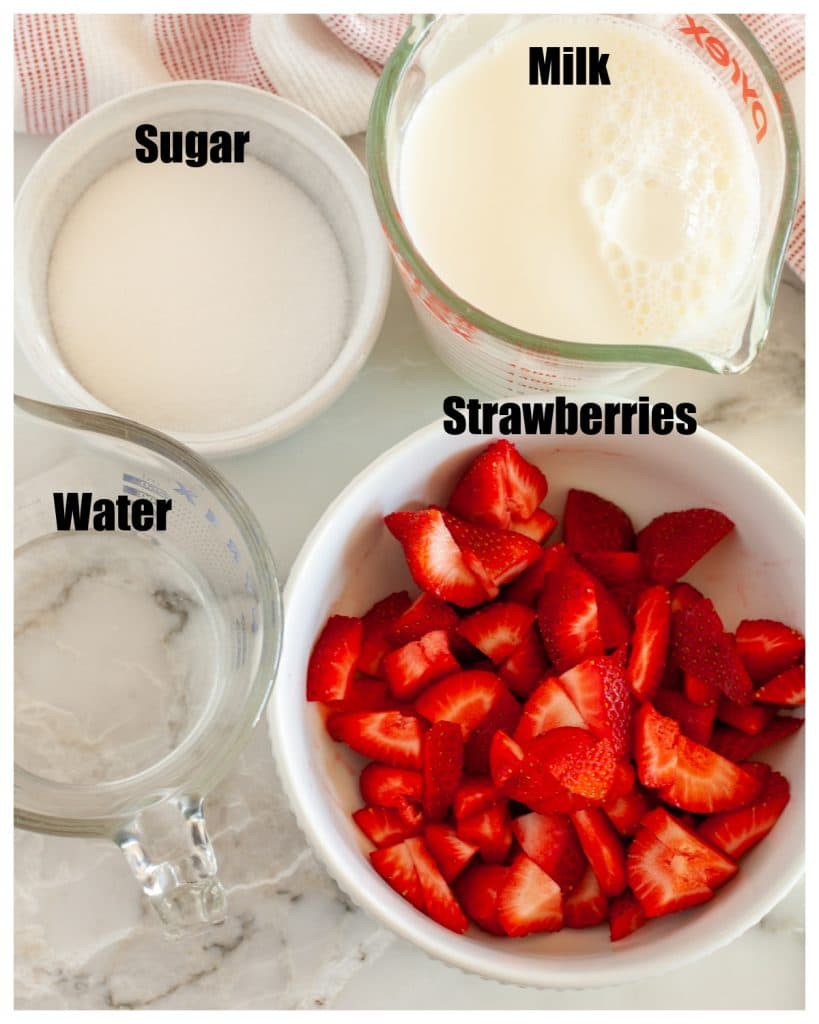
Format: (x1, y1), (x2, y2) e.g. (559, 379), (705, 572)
(14, 396), (282, 934)
(368, 14), (800, 395)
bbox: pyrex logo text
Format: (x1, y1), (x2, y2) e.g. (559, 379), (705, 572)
(680, 15), (770, 142)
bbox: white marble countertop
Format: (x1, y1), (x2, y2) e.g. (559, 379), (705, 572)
(14, 131), (804, 1010)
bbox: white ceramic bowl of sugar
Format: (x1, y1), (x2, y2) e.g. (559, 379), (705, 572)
(15, 82), (390, 456)
(270, 405), (805, 989)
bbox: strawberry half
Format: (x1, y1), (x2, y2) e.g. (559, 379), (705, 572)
(512, 811), (587, 893)
(571, 808), (627, 897)
(637, 507), (734, 585)
(456, 801), (513, 864)
(442, 510), (543, 589)
(497, 853), (563, 936)
(626, 585), (671, 702)
(735, 619), (805, 683)
(383, 629), (460, 700)
(672, 599), (754, 705)
(659, 733), (762, 813)
(499, 627), (549, 698)
(455, 864), (508, 935)
(385, 509), (490, 607)
(307, 615), (363, 702)
(634, 702), (681, 787)
(357, 591), (412, 676)
(424, 823), (478, 883)
(532, 728), (618, 802)
(709, 714), (804, 761)
(537, 552), (605, 672)
(404, 836), (469, 933)
(370, 841), (425, 911)
(642, 808), (738, 888)
(359, 763), (423, 809)
(627, 825), (714, 919)
(415, 670), (507, 740)
(422, 720), (464, 820)
(457, 602), (536, 663)
(564, 489), (635, 554)
(754, 664), (805, 706)
(388, 592), (460, 647)
(515, 677), (586, 744)
(353, 806), (423, 848)
(448, 440), (548, 528)
(328, 710), (424, 769)
(564, 864), (609, 928)
(609, 890), (646, 942)
(697, 770), (790, 859)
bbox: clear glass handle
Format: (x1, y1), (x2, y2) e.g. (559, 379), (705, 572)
(116, 795), (226, 935)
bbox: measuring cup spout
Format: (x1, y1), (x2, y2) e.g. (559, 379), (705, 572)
(116, 796), (227, 936)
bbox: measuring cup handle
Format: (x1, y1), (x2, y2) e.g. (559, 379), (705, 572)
(116, 795), (226, 935)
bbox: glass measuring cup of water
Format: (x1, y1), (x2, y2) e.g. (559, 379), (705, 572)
(368, 14), (800, 395)
(14, 396), (282, 934)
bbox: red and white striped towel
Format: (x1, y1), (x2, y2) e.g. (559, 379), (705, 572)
(14, 12), (804, 277)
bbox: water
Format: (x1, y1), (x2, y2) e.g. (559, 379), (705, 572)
(15, 532), (222, 785)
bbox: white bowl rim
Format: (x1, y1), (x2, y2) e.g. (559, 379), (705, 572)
(269, 404), (805, 989)
(14, 81), (391, 457)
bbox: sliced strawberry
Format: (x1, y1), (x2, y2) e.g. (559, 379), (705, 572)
(634, 702), (680, 787)
(457, 602), (536, 663)
(422, 721), (464, 820)
(735, 619), (805, 683)
(512, 811), (586, 893)
(709, 714), (804, 761)
(489, 730), (525, 790)
(570, 808), (627, 897)
(405, 836), (469, 933)
(453, 778), (503, 821)
(564, 489), (635, 554)
(637, 507), (734, 585)
(672, 599), (753, 705)
(754, 664), (805, 706)
(609, 890), (646, 942)
(307, 614), (363, 702)
(559, 650), (632, 758)
(353, 806), (423, 848)
(509, 508), (558, 544)
(609, 761), (636, 800)
(716, 697), (775, 736)
(456, 802), (513, 864)
(604, 787), (655, 837)
(503, 544), (565, 607)
(383, 629), (460, 700)
(578, 551), (645, 588)
(448, 440), (547, 529)
(415, 670), (506, 740)
(697, 770), (790, 858)
(388, 592), (460, 647)
(515, 676), (586, 744)
(669, 581), (705, 615)
(659, 733), (762, 813)
(442, 510), (542, 589)
(455, 863), (508, 935)
(538, 553), (605, 672)
(594, 580), (633, 649)
(564, 864), (609, 928)
(325, 676), (395, 718)
(609, 580), (652, 620)
(684, 672), (720, 706)
(370, 841), (425, 911)
(359, 763), (423, 809)
(499, 628), (549, 698)
(627, 585), (671, 702)
(626, 828), (714, 919)
(385, 508), (490, 607)
(641, 808), (738, 888)
(328, 710), (424, 769)
(654, 688), (717, 745)
(533, 728), (618, 803)
(491, 730), (591, 814)
(463, 685), (522, 775)
(424, 823), (478, 883)
(357, 591), (412, 676)
(497, 853), (563, 936)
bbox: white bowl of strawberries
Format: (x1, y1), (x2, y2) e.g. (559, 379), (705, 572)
(269, 409), (804, 989)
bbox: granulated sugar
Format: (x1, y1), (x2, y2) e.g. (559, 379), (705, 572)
(47, 156), (350, 434)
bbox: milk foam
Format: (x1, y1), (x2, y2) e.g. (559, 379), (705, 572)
(399, 16), (760, 349)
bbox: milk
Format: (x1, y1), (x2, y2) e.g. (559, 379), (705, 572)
(398, 16), (760, 348)
(48, 157), (350, 434)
